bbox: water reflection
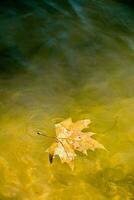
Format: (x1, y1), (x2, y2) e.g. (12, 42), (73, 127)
(0, 0), (134, 199)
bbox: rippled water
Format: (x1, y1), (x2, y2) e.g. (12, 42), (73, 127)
(0, 0), (134, 199)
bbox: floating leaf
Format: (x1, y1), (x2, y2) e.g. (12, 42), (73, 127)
(46, 118), (105, 170)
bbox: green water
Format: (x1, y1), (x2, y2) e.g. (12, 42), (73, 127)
(0, 0), (134, 199)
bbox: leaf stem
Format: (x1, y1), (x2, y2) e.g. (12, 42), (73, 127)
(37, 131), (70, 159)
(37, 132), (56, 139)
(37, 131), (70, 140)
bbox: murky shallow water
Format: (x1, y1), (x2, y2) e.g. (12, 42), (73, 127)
(0, 0), (134, 199)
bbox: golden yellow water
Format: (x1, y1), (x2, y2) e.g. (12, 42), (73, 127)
(0, 0), (134, 199)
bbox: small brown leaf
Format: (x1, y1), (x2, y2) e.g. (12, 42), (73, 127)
(46, 118), (105, 169)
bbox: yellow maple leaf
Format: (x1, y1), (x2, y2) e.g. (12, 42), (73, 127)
(46, 118), (105, 170)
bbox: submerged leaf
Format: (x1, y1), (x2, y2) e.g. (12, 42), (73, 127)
(46, 118), (105, 169)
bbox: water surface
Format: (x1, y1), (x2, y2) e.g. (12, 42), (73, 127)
(0, 0), (134, 199)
